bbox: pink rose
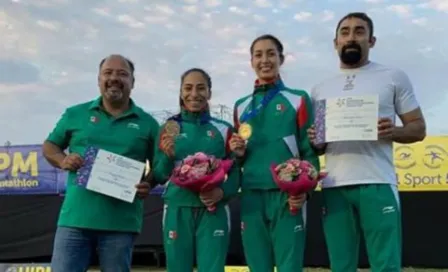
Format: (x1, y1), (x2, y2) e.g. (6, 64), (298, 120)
(195, 162), (209, 169)
(284, 163), (295, 172)
(274, 164), (284, 172)
(308, 167), (318, 180)
(300, 161), (312, 169)
(280, 169), (294, 176)
(210, 160), (219, 170)
(180, 164), (191, 174)
(279, 172), (294, 182)
(189, 167), (208, 179)
(194, 152), (209, 162)
(184, 156), (195, 166)
(187, 162), (209, 178)
(290, 159), (301, 168)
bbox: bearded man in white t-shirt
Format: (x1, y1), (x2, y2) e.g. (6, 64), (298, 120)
(308, 12), (427, 272)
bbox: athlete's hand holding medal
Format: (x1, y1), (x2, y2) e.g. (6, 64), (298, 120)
(160, 120), (181, 158)
(229, 123), (252, 158)
(230, 84), (279, 158)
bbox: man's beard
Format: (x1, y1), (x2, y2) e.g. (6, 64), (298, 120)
(104, 81), (125, 102)
(105, 89), (123, 101)
(339, 43), (363, 66)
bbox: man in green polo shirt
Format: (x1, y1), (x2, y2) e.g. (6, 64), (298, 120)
(42, 54), (160, 272)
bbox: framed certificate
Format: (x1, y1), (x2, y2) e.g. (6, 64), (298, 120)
(76, 146), (146, 203)
(314, 95), (379, 143)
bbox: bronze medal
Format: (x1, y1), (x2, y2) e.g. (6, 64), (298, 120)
(164, 120), (180, 137)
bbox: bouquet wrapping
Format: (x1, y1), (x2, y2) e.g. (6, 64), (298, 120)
(270, 158), (327, 215)
(169, 152), (234, 212)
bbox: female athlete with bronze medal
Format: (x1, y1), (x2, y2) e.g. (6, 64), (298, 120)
(152, 68), (240, 272)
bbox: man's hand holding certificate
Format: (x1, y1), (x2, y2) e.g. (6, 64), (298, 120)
(314, 95), (379, 143)
(76, 146), (146, 203)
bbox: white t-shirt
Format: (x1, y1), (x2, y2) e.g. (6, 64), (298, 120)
(311, 62), (420, 188)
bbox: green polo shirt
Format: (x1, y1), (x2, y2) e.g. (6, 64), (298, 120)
(46, 97), (159, 233)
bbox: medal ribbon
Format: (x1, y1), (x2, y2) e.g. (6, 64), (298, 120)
(167, 108), (211, 131)
(240, 79), (285, 123)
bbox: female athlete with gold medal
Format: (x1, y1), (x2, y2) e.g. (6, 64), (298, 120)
(228, 34), (320, 272)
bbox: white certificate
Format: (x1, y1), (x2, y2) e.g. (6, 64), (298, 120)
(84, 149), (146, 203)
(314, 95), (379, 143)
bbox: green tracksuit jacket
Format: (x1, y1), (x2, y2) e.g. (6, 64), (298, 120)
(233, 79), (320, 272)
(151, 108), (240, 272)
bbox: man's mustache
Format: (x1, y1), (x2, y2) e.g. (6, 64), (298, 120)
(106, 80), (123, 88)
(342, 43), (362, 52)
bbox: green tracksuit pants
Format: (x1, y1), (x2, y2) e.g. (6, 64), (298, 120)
(162, 204), (231, 272)
(240, 189), (307, 272)
(321, 184), (402, 272)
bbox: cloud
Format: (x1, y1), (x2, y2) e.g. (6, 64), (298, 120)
(143, 15), (170, 24)
(253, 14), (266, 22)
(118, 0), (140, 3)
(423, 0), (448, 12)
(229, 6), (250, 16)
(214, 24), (250, 40)
(183, 5), (198, 13)
(117, 14), (145, 28)
(320, 10), (335, 22)
(154, 4), (175, 15)
(254, 0), (272, 8)
(36, 20), (60, 31)
(0, 11), (40, 58)
(284, 53), (297, 64)
(227, 40), (251, 57)
(92, 7), (111, 17)
(22, 0), (69, 8)
(204, 0), (222, 7)
(0, 59), (40, 84)
(293, 11), (313, 22)
(412, 17), (428, 26)
(386, 4), (412, 17)
(0, 0), (447, 143)
(297, 37), (313, 46)
(0, 83), (49, 94)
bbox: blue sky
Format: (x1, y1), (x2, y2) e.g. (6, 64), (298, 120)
(1, 0), (447, 144)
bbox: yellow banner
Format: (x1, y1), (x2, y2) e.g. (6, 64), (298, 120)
(315, 136), (448, 192)
(0, 263), (51, 272)
(225, 267), (264, 272)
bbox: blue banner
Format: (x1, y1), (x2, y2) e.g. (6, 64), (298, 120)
(0, 145), (66, 195)
(0, 145), (164, 195)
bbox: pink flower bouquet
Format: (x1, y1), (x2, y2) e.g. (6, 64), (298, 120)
(270, 158), (327, 215)
(169, 152), (234, 212)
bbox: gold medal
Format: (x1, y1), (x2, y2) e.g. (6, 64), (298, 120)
(164, 120), (180, 137)
(238, 123), (252, 140)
